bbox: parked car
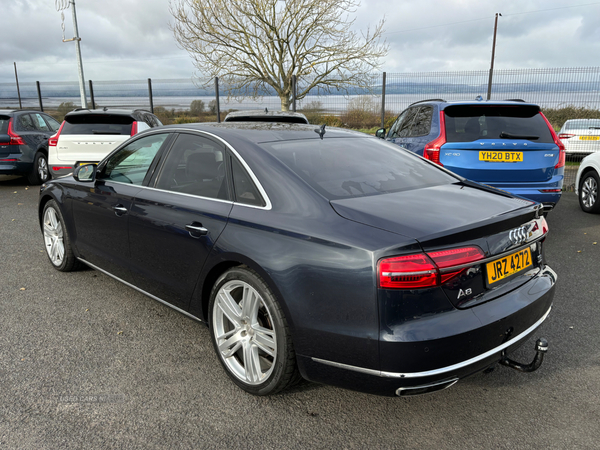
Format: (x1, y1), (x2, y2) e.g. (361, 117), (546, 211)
(377, 100), (565, 212)
(39, 122), (556, 397)
(223, 109), (309, 124)
(48, 108), (162, 178)
(0, 109), (61, 184)
(558, 119), (600, 156)
(575, 152), (600, 213)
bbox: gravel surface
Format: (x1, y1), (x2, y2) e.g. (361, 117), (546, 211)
(1, 175), (599, 450)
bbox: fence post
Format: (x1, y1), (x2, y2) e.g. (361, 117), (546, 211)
(292, 75), (297, 112)
(89, 80), (95, 109)
(214, 77), (221, 123)
(36, 81), (43, 112)
(381, 72), (387, 129)
(14, 62), (22, 109)
(148, 78), (154, 113)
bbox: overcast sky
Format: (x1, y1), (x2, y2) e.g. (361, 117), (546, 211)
(2, 0), (600, 84)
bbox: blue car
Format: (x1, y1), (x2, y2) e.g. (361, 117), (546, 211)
(377, 100), (565, 211)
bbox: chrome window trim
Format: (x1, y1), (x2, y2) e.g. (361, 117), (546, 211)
(312, 305), (551, 379)
(98, 127), (273, 210)
(77, 258), (204, 323)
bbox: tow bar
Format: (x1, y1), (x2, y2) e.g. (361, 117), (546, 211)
(499, 338), (548, 372)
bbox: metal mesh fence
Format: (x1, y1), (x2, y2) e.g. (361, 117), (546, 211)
(2, 67), (599, 188)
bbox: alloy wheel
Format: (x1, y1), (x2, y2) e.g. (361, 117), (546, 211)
(43, 207), (65, 266)
(582, 176), (597, 209)
(38, 155), (49, 182)
(212, 280), (277, 385)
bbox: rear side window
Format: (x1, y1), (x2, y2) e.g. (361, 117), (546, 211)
(231, 157), (265, 207)
(17, 114), (36, 131)
(444, 105), (553, 143)
(409, 106), (433, 137)
(260, 137), (457, 200)
(0, 116), (9, 134)
(62, 114), (134, 135)
(32, 113), (50, 132)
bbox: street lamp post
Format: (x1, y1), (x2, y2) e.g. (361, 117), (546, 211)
(56, 0), (88, 108)
(487, 12), (501, 101)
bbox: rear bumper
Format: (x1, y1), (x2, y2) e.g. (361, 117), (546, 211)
(0, 160), (33, 176)
(297, 266), (556, 396)
(49, 164), (75, 178)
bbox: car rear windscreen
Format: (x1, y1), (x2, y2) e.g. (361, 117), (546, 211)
(62, 114), (134, 135)
(564, 119), (600, 130)
(444, 105), (553, 143)
(260, 137), (458, 200)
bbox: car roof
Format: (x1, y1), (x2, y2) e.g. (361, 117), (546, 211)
(223, 109), (310, 124)
(65, 108), (154, 118)
(0, 109), (46, 115)
(152, 122), (368, 145)
(406, 99), (541, 110)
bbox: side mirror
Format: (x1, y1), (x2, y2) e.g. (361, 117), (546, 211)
(375, 128), (386, 139)
(73, 164), (97, 182)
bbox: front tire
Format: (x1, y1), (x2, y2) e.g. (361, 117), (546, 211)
(42, 200), (81, 271)
(579, 171), (600, 213)
(209, 266), (300, 395)
(27, 151), (50, 185)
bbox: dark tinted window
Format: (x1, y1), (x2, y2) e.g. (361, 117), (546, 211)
(62, 114), (134, 135)
(231, 157), (264, 206)
(155, 133), (228, 200)
(444, 105), (553, 143)
(17, 114), (36, 131)
(260, 137), (457, 200)
(410, 106), (433, 137)
(0, 115), (9, 134)
(100, 133), (168, 185)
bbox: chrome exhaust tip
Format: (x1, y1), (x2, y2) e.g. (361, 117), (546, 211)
(396, 378), (459, 396)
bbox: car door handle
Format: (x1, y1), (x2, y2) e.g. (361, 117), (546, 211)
(113, 205), (128, 216)
(185, 222), (208, 238)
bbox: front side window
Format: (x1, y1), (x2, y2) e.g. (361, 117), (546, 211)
(390, 107), (418, 139)
(100, 133), (169, 185)
(43, 114), (61, 132)
(155, 133), (228, 200)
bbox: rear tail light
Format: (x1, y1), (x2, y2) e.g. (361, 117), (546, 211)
(423, 111), (446, 166)
(7, 119), (25, 145)
(378, 246), (485, 289)
(558, 133), (575, 140)
(48, 121), (65, 147)
(540, 113), (565, 169)
(131, 121), (138, 136)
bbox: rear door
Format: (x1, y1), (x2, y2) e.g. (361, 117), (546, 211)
(57, 114), (134, 163)
(440, 105), (559, 183)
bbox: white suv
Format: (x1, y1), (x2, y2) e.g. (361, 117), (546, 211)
(48, 108), (162, 178)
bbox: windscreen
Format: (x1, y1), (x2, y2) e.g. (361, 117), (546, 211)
(444, 105), (553, 143)
(260, 137), (457, 200)
(62, 114), (134, 135)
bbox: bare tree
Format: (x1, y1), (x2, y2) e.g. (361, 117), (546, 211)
(170, 0), (387, 111)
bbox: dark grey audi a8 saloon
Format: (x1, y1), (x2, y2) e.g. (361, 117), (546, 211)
(39, 122), (556, 396)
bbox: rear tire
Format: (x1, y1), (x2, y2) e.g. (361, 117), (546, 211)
(208, 266), (300, 395)
(42, 200), (82, 271)
(579, 171), (600, 213)
(27, 152), (50, 185)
